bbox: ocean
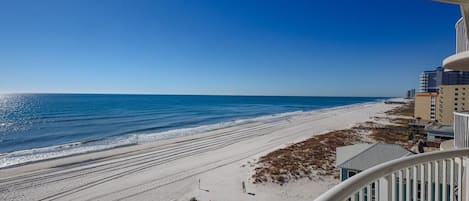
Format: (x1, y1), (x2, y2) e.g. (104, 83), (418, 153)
(0, 94), (386, 168)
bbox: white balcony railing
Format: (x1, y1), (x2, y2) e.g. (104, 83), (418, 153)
(443, 16), (469, 71)
(456, 18), (469, 54)
(314, 148), (469, 201)
(455, 111), (469, 149)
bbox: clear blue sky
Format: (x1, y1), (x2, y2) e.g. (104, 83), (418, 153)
(0, 0), (462, 97)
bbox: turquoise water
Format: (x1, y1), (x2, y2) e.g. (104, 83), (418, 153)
(0, 94), (386, 168)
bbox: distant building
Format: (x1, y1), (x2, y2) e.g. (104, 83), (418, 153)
(414, 92), (438, 121)
(336, 143), (413, 181)
(436, 85), (469, 125)
(406, 89), (416, 99)
(416, 67), (469, 124)
(419, 67), (469, 93)
(419, 67), (442, 93)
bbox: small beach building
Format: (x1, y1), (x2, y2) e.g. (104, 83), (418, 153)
(336, 143), (414, 181)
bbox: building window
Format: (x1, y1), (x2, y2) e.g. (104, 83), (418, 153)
(348, 170), (358, 178)
(455, 108), (458, 111)
(455, 98), (459, 101)
(455, 93), (459, 96)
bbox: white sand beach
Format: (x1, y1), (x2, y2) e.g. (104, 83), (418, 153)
(0, 101), (399, 201)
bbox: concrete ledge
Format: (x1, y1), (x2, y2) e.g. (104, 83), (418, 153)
(443, 52), (469, 71)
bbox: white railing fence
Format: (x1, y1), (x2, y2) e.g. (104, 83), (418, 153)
(314, 149), (469, 201)
(456, 18), (469, 54)
(454, 112), (469, 149)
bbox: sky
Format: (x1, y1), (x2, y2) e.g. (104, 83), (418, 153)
(0, 0), (463, 97)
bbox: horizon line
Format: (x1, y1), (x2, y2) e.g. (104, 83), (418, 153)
(0, 92), (397, 98)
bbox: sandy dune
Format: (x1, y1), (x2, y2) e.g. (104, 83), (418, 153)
(0, 101), (397, 201)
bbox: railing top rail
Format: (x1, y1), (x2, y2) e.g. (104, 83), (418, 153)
(455, 111), (469, 117)
(314, 148), (469, 201)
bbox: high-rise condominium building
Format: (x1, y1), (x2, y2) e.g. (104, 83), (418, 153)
(419, 67), (469, 93)
(436, 85), (469, 125)
(419, 68), (441, 93)
(406, 89), (415, 99)
(414, 92), (437, 121)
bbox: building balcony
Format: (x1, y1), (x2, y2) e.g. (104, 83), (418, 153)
(443, 51), (469, 71)
(314, 148), (469, 201)
(442, 10), (469, 70)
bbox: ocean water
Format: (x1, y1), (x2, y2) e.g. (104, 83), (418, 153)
(0, 94), (386, 168)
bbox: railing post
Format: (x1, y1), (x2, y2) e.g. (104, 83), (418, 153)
(429, 162), (433, 201)
(461, 157), (469, 201)
(443, 160), (447, 201)
(406, 168), (411, 201)
(421, 164), (426, 201)
(413, 166), (418, 201)
(459, 157), (463, 201)
(379, 175), (392, 201)
(400, 170), (404, 201)
(450, 159), (454, 201)
(436, 161), (440, 201)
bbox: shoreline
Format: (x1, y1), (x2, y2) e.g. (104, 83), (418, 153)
(0, 100), (399, 201)
(0, 99), (388, 169)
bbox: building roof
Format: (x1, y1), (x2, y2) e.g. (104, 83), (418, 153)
(336, 143), (414, 171)
(427, 125), (453, 132)
(427, 125), (454, 138)
(336, 144), (373, 167)
(415, 93), (438, 97)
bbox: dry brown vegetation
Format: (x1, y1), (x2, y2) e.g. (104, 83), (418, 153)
(368, 126), (412, 149)
(390, 117), (412, 125)
(252, 101), (436, 185)
(252, 129), (364, 184)
(385, 101), (414, 117)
